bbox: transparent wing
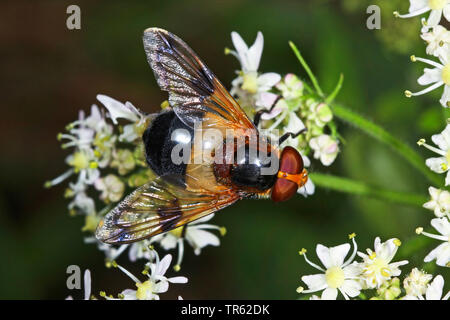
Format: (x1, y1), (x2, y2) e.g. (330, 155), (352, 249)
(142, 27), (255, 130)
(95, 176), (240, 244)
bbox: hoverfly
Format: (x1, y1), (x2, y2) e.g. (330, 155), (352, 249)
(95, 28), (308, 244)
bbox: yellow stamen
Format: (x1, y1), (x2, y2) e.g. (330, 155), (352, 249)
(428, 0), (447, 11)
(416, 227), (423, 234)
(160, 100), (170, 109)
(442, 64), (450, 86)
(299, 248), (307, 256)
(348, 232), (356, 239)
(325, 266), (345, 289)
(136, 281), (153, 300)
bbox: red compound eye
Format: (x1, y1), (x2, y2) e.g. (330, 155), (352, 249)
(271, 146), (305, 202)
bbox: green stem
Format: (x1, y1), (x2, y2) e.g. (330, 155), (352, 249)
(310, 173), (428, 207)
(331, 103), (442, 187)
(289, 41), (324, 97)
(326, 73), (344, 104)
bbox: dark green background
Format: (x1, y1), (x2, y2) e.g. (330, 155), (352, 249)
(1, 0), (448, 299)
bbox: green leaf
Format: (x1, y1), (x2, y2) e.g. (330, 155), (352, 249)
(331, 103), (442, 187)
(310, 172), (428, 207)
(289, 41), (324, 97)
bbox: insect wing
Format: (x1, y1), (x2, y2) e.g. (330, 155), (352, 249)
(142, 27), (255, 130)
(95, 176), (240, 244)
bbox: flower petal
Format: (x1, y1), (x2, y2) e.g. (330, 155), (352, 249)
(247, 31), (264, 72)
(301, 274), (327, 291)
(340, 280), (362, 298)
(428, 9), (443, 27)
(156, 254), (172, 276)
(168, 276), (188, 284)
(329, 243), (351, 267)
(409, 0), (428, 12)
(153, 280), (169, 294)
(316, 244), (332, 269)
(425, 157), (447, 173)
(431, 217), (450, 236)
(186, 228), (220, 254)
(321, 287), (338, 300)
(426, 275), (444, 300)
(97, 94), (140, 124)
(418, 67), (441, 85)
(231, 32), (249, 71)
(257, 72), (281, 90)
(84, 270), (91, 300)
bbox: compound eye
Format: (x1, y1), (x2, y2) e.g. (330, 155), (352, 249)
(271, 147), (304, 202)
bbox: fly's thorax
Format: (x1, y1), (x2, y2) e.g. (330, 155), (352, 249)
(213, 138), (279, 192)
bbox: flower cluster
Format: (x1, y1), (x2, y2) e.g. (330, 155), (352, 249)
(297, 234), (449, 300)
(226, 32), (342, 196)
(49, 97), (227, 299)
(395, 0), (450, 270)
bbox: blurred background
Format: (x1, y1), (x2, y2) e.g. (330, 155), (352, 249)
(1, 0), (449, 299)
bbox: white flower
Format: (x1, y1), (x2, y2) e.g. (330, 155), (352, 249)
(394, 0), (450, 29)
(309, 134), (339, 166)
(97, 94), (141, 124)
(128, 240), (156, 262)
(66, 149), (100, 185)
(111, 253), (188, 300)
(59, 110), (95, 150)
(276, 73), (304, 101)
(290, 154), (315, 197)
(423, 186), (450, 217)
(229, 31), (263, 74)
(94, 174), (125, 203)
(298, 234), (363, 300)
(260, 99), (304, 138)
(406, 54), (450, 108)
(151, 214), (225, 270)
(403, 275), (450, 300)
(66, 269), (91, 300)
(297, 177), (315, 197)
(84, 236), (129, 262)
(421, 25), (450, 58)
(357, 237), (408, 289)
(403, 268), (433, 296)
(227, 31), (281, 109)
(418, 125), (450, 185)
(307, 102), (333, 128)
(96, 94), (147, 142)
(46, 113), (101, 189)
(110, 149), (136, 175)
(416, 217), (450, 267)
(69, 191), (96, 215)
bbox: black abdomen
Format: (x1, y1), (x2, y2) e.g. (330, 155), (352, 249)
(142, 110), (193, 179)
